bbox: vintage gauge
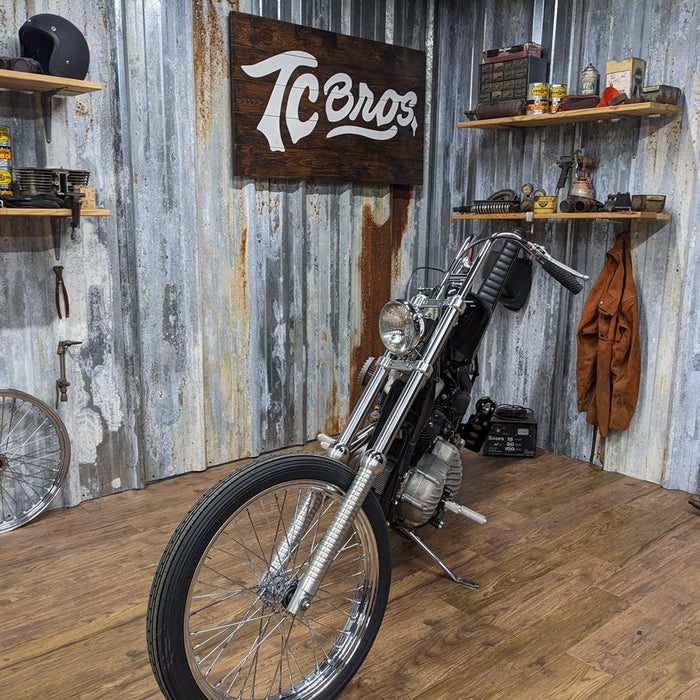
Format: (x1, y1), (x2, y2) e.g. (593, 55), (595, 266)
(520, 182), (535, 211)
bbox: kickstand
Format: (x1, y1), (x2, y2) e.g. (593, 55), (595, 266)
(394, 526), (479, 588)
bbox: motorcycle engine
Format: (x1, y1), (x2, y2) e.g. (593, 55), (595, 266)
(393, 437), (463, 529)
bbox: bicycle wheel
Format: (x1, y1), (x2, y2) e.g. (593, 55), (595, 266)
(147, 453), (392, 699)
(0, 389), (71, 532)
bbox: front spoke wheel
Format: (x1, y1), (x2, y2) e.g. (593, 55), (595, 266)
(147, 453), (391, 699)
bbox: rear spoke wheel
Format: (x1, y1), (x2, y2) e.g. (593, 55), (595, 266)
(0, 389), (70, 532)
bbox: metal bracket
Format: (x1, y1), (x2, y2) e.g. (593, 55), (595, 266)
(40, 89), (61, 143)
(377, 355), (433, 377)
(56, 340), (83, 407)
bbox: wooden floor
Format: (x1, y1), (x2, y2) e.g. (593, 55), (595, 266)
(1, 449), (698, 699)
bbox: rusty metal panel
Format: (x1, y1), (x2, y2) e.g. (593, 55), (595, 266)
(193, 1), (429, 468)
(0, 0), (432, 507)
(429, 0), (699, 492)
(0, 2), (143, 507)
(0, 0), (697, 514)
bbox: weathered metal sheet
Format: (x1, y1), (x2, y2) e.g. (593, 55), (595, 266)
(0, 0), (697, 516)
(193, 1), (429, 469)
(429, 0), (699, 492)
(0, 2), (143, 506)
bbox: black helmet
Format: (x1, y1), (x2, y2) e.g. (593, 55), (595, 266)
(19, 14), (90, 80)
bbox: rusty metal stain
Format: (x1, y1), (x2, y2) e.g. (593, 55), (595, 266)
(192, 0), (230, 140)
(1, 0), (698, 507)
(350, 189), (412, 406)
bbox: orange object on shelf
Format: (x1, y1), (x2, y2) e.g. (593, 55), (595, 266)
(596, 85), (620, 107)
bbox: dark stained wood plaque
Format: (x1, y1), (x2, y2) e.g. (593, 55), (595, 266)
(229, 12), (426, 184)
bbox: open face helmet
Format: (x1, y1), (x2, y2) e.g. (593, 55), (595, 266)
(19, 14), (90, 80)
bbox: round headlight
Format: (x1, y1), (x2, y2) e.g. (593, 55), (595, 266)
(378, 300), (424, 356)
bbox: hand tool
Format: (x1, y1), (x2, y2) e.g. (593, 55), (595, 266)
(56, 340), (82, 407)
(555, 150), (598, 199)
(53, 265), (69, 319)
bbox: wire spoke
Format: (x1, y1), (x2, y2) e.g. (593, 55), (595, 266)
(180, 473), (382, 699)
(0, 391), (69, 532)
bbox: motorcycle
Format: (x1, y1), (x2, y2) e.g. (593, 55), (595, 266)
(146, 225), (588, 699)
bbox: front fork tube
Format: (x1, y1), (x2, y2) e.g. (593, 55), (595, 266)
(266, 490), (324, 579)
(325, 356), (394, 464)
(287, 296), (466, 615)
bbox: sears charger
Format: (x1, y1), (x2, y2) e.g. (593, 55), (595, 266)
(483, 404), (537, 458)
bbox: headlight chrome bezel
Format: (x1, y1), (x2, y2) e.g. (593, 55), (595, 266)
(378, 299), (425, 356)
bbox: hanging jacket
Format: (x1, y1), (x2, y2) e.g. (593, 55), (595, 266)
(576, 231), (641, 437)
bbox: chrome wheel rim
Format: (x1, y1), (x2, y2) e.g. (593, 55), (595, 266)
(0, 391), (70, 532)
(184, 479), (380, 699)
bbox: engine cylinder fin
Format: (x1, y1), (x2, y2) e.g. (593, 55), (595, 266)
(392, 437), (464, 529)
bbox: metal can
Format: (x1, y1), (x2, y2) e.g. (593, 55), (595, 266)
(581, 63), (599, 95)
(526, 82), (549, 114)
(0, 126), (12, 197)
(549, 84), (567, 113)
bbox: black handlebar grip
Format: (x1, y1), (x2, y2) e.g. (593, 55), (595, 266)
(542, 260), (584, 294)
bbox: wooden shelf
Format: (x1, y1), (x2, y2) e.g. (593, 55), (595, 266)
(453, 211), (671, 221)
(457, 101), (682, 130)
(0, 68), (101, 97)
(0, 208), (110, 218)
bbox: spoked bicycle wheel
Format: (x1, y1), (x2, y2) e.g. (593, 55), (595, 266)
(147, 453), (392, 699)
(0, 389), (71, 533)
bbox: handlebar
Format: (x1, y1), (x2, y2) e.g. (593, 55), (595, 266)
(442, 228), (589, 300)
(541, 259), (585, 294)
(525, 241), (589, 295)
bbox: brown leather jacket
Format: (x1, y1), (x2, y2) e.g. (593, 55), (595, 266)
(576, 231), (641, 437)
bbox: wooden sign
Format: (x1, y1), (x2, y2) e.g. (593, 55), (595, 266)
(229, 12), (426, 184)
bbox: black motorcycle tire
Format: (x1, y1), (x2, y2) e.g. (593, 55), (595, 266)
(147, 453), (392, 700)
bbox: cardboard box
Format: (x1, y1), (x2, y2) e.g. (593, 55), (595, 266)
(605, 57), (646, 100)
(483, 42), (542, 63)
(74, 184), (96, 209)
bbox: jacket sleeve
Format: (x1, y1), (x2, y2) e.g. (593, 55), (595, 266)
(576, 293), (600, 416)
(609, 241), (641, 431)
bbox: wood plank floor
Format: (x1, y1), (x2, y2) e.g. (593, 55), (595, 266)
(1, 449), (698, 699)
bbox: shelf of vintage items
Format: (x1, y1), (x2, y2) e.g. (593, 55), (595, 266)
(452, 211), (671, 221)
(456, 101), (682, 130)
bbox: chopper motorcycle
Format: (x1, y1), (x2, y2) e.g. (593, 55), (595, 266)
(146, 225), (587, 699)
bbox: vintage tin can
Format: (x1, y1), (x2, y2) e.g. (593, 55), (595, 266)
(549, 84), (567, 113)
(526, 82), (549, 114)
(581, 63), (599, 95)
(0, 126), (12, 197)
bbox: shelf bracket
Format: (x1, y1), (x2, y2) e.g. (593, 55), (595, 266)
(40, 89), (61, 143)
(618, 114), (641, 158)
(51, 218), (62, 260)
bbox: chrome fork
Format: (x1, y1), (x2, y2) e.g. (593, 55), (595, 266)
(266, 489), (325, 579)
(286, 231), (528, 615)
(286, 297), (470, 615)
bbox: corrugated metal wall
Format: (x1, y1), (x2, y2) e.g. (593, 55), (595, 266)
(0, 0), (433, 507)
(428, 0), (699, 493)
(0, 0), (697, 512)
